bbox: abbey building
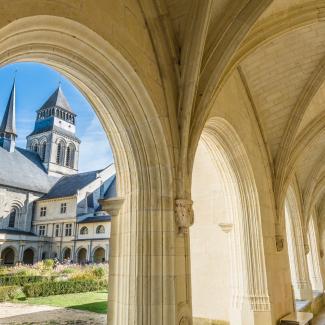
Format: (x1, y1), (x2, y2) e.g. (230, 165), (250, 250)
(0, 81), (115, 265)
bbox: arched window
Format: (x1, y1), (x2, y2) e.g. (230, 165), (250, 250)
(41, 142), (46, 162)
(80, 226), (88, 235)
(96, 225), (105, 234)
(8, 209), (16, 228)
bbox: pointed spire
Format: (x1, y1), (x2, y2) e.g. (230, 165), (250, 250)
(39, 85), (74, 113)
(0, 80), (16, 136)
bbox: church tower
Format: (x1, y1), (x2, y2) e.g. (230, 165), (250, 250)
(0, 81), (17, 153)
(26, 86), (80, 177)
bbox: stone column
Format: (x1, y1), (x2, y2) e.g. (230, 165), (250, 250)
(286, 212), (313, 300)
(100, 197), (124, 325)
(18, 242), (25, 262)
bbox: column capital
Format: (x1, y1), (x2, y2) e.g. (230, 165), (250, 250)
(175, 199), (193, 234)
(99, 197), (124, 217)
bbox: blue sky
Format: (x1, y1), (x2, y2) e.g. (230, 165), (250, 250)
(0, 62), (113, 172)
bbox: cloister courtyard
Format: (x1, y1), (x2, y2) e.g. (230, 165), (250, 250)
(0, 1), (324, 325)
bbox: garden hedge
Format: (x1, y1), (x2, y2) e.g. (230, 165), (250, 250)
(0, 275), (53, 286)
(0, 285), (20, 301)
(23, 279), (108, 297)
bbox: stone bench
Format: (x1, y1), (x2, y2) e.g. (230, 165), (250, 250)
(280, 312), (313, 325)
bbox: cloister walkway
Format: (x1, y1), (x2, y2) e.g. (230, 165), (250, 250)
(0, 302), (106, 324)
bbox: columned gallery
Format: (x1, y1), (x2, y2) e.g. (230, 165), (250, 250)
(0, 1), (324, 325)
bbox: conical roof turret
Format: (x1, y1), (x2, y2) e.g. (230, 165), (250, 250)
(0, 81), (16, 135)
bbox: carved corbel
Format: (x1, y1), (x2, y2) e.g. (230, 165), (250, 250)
(175, 199), (194, 234)
(99, 197), (124, 217)
(275, 221), (285, 252)
(276, 234), (284, 252)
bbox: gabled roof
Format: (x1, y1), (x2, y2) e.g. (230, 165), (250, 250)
(0, 146), (58, 193)
(39, 170), (101, 200)
(0, 82), (16, 135)
(38, 86), (74, 114)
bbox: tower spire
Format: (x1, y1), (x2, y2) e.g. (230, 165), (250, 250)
(0, 80), (17, 152)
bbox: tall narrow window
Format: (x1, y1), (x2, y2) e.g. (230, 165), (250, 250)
(65, 144), (75, 168)
(40, 207), (47, 217)
(65, 146), (71, 167)
(39, 225), (46, 236)
(41, 142), (46, 162)
(65, 224), (72, 236)
(8, 209), (16, 228)
(55, 224), (60, 237)
(56, 143), (62, 164)
(33, 144), (39, 153)
(60, 203), (67, 214)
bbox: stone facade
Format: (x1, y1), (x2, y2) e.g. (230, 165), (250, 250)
(0, 85), (115, 266)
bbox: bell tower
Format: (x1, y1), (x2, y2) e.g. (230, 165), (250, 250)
(26, 86), (80, 177)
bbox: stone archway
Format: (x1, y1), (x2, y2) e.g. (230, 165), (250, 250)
(62, 247), (71, 261)
(0, 15), (174, 325)
(77, 248), (87, 264)
(1, 247), (16, 265)
(93, 247), (105, 263)
(23, 248), (35, 265)
(191, 117), (271, 325)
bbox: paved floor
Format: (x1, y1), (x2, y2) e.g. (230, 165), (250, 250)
(0, 303), (106, 325)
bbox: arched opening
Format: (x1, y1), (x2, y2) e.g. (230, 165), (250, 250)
(0, 15), (173, 325)
(93, 247), (106, 263)
(23, 248), (35, 265)
(77, 248), (87, 264)
(62, 247), (71, 261)
(191, 118), (270, 325)
(1, 247), (16, 265)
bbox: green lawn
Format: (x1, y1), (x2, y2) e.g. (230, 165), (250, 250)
(16, 290), (108, 314)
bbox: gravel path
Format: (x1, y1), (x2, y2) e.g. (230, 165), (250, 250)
(0, 303), (106, 325)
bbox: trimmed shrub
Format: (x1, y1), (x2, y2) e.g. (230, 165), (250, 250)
(23, 279), (108, 297)
(0, 286), (20, 301)
(0, 275), (56, 286)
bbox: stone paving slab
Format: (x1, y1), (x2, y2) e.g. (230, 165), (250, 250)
(0, 303), (106, 325)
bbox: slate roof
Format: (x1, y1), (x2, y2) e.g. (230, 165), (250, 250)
(0, 228), (37, 236)
(0, 82), (16, 135)
(0, 146), (58, 193)
(39, 170), (102, 200)
(104, 176), (116, 199)
(78, 214), (112, 224)
(38, 86), (74, 113)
